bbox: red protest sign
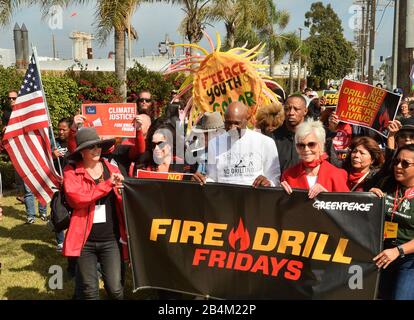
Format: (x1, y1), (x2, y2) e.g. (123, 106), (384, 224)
(336, 79), (401, 137)
(81, 103), (136, 138)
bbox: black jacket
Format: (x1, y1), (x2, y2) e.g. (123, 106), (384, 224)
(269, 124), (299, 174)
(269, 123), (341, 174)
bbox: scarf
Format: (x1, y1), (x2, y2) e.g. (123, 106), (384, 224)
(302, 153), (328, 169)
(348, 171), (369, 189)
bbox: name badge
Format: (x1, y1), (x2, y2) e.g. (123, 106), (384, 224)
(93, 204), (106, 224)
(384, 221), (398, 239)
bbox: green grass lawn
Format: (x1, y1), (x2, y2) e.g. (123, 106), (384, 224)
(0, 190), (154, 300)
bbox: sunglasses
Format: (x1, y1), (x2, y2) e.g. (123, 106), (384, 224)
(296, 142), (318, 150)
(398, 133), (414, 140)
(138, 98), (152, 103)
(86, 144), (101, 150)
(152, 141), (168, 149)
(393, 158), (414, 169)
(8, 97), (17, 100)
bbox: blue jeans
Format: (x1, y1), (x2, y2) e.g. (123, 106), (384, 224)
(23, 183), (47, 219)
(378, 253), (414, 300)
(55, 231), (64, 245)
(76, 239), (124, 300)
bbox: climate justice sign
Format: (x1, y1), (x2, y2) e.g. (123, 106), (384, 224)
(81, 103), (136, 138)
(122, 179), (383, 299)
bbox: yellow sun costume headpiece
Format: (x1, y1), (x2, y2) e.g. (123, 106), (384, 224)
(165, 31), (285, 130)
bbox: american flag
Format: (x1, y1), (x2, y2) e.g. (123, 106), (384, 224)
(3, 54), (61, 205)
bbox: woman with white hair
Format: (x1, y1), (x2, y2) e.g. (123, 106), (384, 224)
(281, 119), (349, 198)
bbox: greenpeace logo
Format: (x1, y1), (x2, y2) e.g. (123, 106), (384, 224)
(313, 200), (373, 212)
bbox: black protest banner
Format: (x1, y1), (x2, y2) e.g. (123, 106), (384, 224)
(122, 179), (383, 300)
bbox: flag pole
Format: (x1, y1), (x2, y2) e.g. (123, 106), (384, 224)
(32, 46), (63, 178)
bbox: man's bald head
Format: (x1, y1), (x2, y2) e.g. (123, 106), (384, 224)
(224, 102), (248, 131)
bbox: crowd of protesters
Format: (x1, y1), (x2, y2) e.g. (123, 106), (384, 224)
(2, 83), (414, 301)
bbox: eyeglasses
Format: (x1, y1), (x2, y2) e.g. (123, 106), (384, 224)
(296, 142), (318, 150)
(392, 158), (414, 169)
(152, 141), (167, 149)
(138, 98), (152, 103)
(8, 97), (17, 100)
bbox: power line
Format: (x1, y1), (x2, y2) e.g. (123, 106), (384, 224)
(375, 0), (392, 32)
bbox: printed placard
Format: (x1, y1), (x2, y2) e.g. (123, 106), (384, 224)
(81, 103), (136, 138)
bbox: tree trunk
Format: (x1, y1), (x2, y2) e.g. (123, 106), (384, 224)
(289, 56), (294, 95)
(115, 28), (127, 102)
(226, 22), (235, 49)
(268, 46), (273, 77)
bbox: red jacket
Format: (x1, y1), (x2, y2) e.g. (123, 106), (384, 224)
(62, 159), (128, 260)
(281, 160), (350, 192)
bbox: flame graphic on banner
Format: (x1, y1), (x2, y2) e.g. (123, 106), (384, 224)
(228, 218), (250, 251)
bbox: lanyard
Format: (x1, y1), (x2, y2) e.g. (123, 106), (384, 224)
(392, 186), (414, 221)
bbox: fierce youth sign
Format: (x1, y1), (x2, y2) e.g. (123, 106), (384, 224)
(123, 179), (383, 299)
(336, 79), (401, 137)
(81, 103), (136, 138)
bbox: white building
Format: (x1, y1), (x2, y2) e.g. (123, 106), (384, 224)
(0, 48), (15, 67)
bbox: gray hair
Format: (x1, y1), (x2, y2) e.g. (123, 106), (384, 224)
(294, 119), (326, 152)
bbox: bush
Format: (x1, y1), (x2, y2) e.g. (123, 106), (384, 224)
(65, 63), (122, 104)
(0, 159), (16, 190)
(42, 75), (80, 129)
(127, 62), (176, 106)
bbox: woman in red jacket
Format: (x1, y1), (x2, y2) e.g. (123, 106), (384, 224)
(63, 127), (127, 300)
(281, 119), (349, 198)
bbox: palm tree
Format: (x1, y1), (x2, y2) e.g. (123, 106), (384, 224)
(0, 0), (141, 101)
(207, 0), (257, 49)
(93, 0), (140, 100)
(173, 0), (210, 44)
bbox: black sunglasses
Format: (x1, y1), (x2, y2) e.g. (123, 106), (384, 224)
(393, 158), (414, 169)
(8, 96), (17, 100)
(398, 133), (414, 140)
(152, 141), (168, 149)
(86, 144), (101, 150)
(296, 142), (318, 150)
(138, 98), (152, 103)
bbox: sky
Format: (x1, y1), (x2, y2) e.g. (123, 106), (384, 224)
(0, 0), (395, 68)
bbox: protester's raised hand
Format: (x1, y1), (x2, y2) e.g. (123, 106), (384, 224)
(369, 188), (384, 198)
(328, 112), (339, 132)
(373, 248), (399, 269)
(252, 175), (271, 188)
(72, 114), (86, 130)
(387, 120), (402, 136)
(280, 181), (293, 195)
(135, 115), (143, 131)
(308, 183), (327, 199)
(192, 172), (206, 185)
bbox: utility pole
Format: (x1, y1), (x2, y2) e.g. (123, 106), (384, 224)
(364, 0), (371, 82)
(397, 0), (414, 94)
(368, 0), (376, 85)
(392, 0), (399, 89)
(297, 27), (303, 92)
(360, 3), (366, 81)
(52, 34), (56, 59)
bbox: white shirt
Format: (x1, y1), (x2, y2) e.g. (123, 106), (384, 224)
(206, 129), (280, 186)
